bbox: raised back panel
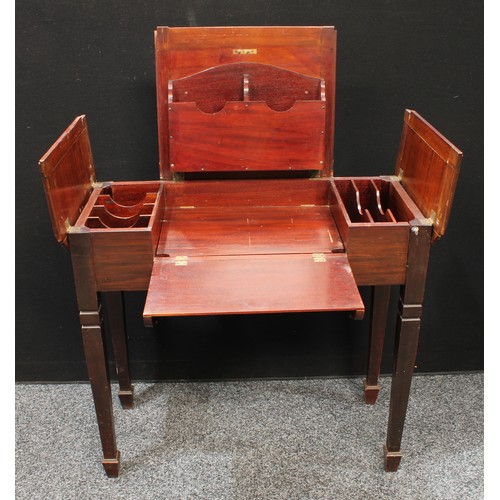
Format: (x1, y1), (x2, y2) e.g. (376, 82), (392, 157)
(395, 109), (463, 241)
(155, 26), (336, 178)
(38, 115), (96, 246)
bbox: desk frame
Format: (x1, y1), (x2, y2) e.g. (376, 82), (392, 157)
(69, 217), (431, 477)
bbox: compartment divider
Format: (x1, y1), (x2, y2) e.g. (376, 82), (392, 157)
(92, 208), (142, 228)
(90, 192), (158, 225)
(363, 209), (374, 223)
(385, 208), (397, 223)
(333, 177), (423, 225)
(82, 184), (162, 230)
(350, 180), (363, 216)
(85, 217), (107, 229)
(370, 179), (384, 215)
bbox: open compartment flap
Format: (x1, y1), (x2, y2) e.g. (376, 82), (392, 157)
(143, 253), (364, 322)
(395, 110), (463, 241)
(38, 115), (96, 245)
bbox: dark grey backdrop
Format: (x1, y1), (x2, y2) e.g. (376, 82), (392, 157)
(16, 0), (483, 382)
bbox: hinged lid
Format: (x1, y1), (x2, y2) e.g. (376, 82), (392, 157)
(38, 115), (96, 246)
(143, 253), (364, 320)
(395, 110), (463, 241)
(155, 26), (337, 179)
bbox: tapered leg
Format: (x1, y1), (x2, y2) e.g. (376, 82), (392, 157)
(384, 222), (431, 472)
(106, 292), (134, 409)
(364, 285), (391, 404)
(70, 229), (120, 477)
(80, 307), (121, 477)
(385, 307), (421, 471)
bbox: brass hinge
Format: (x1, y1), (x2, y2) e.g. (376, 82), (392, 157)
(312, 253), (326, 263)
(428, 209), (437, 224)
(174, 256), (189, 266)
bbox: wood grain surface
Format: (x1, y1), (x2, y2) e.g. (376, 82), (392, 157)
(155, 26), (336, 178)
(38, 115), (95, 245)
(157, 205), (343, 256)
(395, 110), (463, 241)
(143, 253), (364, 318)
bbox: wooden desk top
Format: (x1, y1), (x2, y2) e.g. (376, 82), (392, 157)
(156, 205), (344, 257)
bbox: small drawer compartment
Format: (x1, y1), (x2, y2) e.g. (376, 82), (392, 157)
(73, 181), (165, 291)
(84, 187), (159, 229)
(330, 177), (424, 285)
(332, 178), (417, 224)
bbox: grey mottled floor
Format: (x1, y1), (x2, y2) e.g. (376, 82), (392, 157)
(16, 373), (483, 499)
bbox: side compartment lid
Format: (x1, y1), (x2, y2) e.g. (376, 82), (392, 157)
(395, 109), (463, 241)
(38, 116), (96, 245)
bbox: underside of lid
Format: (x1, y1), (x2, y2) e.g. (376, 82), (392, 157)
(395, 110), (463, 241)
(38, 115), (96, 245)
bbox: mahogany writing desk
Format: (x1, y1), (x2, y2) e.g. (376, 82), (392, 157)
(38, 26), (462, 478)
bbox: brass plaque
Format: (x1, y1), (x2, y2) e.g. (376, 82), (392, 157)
(233, 49), (257, 55)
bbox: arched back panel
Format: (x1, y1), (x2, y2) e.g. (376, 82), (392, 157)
(155, 26), (336, 178)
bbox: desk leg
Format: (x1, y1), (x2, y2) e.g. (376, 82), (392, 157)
(385, 222), (431, 472)
(70, 230), (120, 477)
(364, 285), (391, 404)
(106, 292), (134, 409)
(80, 307), (120, 477)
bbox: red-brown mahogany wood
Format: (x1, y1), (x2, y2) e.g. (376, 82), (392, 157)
(155, 26), (337, 179)
(328, 178), (423, 285)
(143, 253), (364, 319)
(364, 285), (392, 404)
(68, 229), (120, 478)
(170, 62), (324, 113)
(158, 206), (343, 257)
(105, 291), (134, 410)
(72, 181), (165, 291)
(395, 110), (463, 241)
(385, 221), (432, 472)
(38, 24), (464, 478)
(38, 115), (96, 246)
(168, 100), (326, 172)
